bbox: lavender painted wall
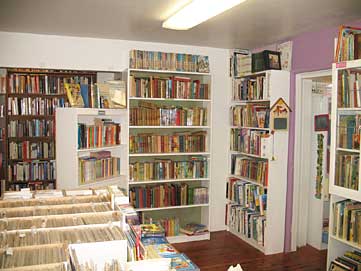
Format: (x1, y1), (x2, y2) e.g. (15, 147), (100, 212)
(285, 20), (361, 252)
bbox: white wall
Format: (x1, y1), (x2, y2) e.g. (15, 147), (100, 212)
(0, 31), (230, 231)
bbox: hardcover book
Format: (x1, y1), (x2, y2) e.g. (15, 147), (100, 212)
(65, 83), (84, 107)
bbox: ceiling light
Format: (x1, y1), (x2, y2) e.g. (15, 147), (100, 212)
(162, 0), (246, 30)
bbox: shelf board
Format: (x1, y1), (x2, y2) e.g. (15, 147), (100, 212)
(231, 99), (270, 104)
(329, 234), (361, 250)
(230, 151), (267, 159)
(129, 152), (210, 157)
(9, 158), (55, 163)
(166, 232), (210, 244)
(8, 136), (54, 141)
(135, 203), (209, 212)
(9, 179), (56, 184)
(129, 97), (210, 102)
(129, 68), (211, 76)
(338, 107), (361, 111)
(130, 126), (210, 129)
(79, 175), (124, 187)
(8, 115), (54, 120)
(77, 145), (122, 153)
(234, 70), (267, 78)
(7, 93), (67, 97)
(230, 126), (270, 131)
(336, 147), (360, 153)
(129, 178), (210, 185)
(228, 174), (266, 188)
(228, 228), (265, 253)
(7, 70), (97, 76)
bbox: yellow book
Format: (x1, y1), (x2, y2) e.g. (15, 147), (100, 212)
(65, 83), (84, 107)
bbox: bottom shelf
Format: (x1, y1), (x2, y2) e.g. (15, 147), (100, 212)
(329, 234), (361, 250)
(166, 232), (210, 244)
(228, 227), (265, 253)
(78, 176), (122, 188)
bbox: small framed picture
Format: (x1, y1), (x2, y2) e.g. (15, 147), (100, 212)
(265, 51), (281, 70)
(314, 114), (329, 131)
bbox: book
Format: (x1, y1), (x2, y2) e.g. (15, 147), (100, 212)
(65, 83), (84, 107)
(140, 224), (165, 238)
(80, 84), (90, 107)
(231, 155), (269, 186)
(147, 243), (178, 256)
(233, 75), (268, 101)
(97, 81), (126, 109)
(141, 236), (168, 246)
(8, 160), (56, 182)
(230, 129), (269, 155)
(163, 253), (200, 271)
(335, 154), (359, 190)
(231, 104), (270, 128)
(335, 25), (361, 62)
(7, 97), (66, 115)
(180, 223), (208, 236)
(8, 119), (55, 138)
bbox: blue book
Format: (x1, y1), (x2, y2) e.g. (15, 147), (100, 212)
(163, 253), (200, 271)
(80, 84), (90, 108)
(141, 236), (168, 246)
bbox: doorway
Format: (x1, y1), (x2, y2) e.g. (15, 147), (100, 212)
(292, 70), (332, 251)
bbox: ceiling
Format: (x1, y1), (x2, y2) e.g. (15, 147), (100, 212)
(0, 0), (361, 49)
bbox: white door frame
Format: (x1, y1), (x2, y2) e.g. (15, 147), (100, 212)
(291, 69), (331, 251)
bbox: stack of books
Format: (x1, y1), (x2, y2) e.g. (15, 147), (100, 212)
(8, 97), (66, 115)
(9, 141), (54, 160)
(8, 119), (55, 137)
(335, 25), (361, 62)
(233, 75), (268, 101)
(230, 129), (269, 155)
(231, 104), (270, 128)
(180, 223), (208, 236)
(338, 114), (361, 149)
(8, 160), (56, 182)
(335, 154), (359, 190)
(329, 250), (361, 270)
(231, 155), (269, 186)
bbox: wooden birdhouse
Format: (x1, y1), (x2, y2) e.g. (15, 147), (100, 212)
(270, 98), (291, 131)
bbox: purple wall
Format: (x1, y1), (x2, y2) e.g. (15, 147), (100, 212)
(254, 19), (361, 252)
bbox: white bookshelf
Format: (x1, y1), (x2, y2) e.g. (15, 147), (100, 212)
(226, 69), (290, 255)
(56, 108), (129, 190)
(127, 68), (212, 243)
(327, 59), (361, 268)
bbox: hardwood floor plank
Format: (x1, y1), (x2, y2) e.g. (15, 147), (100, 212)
(173, 231), (327, 271)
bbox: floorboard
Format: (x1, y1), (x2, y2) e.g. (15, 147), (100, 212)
(173, 231), (327, 271)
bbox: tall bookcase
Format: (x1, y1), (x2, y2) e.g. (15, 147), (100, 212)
(226, 70), (290, 255)
(0, 68), (97, 190)
(327, 59), (361, 268)
(127, 68), (212, 244)
(56, 107), (129, 190)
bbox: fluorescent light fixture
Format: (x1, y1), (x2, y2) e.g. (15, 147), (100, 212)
(163, 0), (245, 30)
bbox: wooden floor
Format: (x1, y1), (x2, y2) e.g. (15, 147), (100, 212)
(173, 231), (327, 271)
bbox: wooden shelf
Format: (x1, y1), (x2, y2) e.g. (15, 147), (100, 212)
(7, 69), (97, 76)
(8, 115), (54, 120)
(8, 136), (54, 141)
(9, 158), (55, 163)
(9, 179), (56, 184)
(129, 68), (210, 76)
(231, 99), (270, 104)
(129, 97), (210, 102)
(7, 93), (67, 97)
(129, 178), (210, 185)
(130, 126), (210, 129)
(129, 152), (210, 157)
(135, 203), (209, 212)
(230, 151), (267, 159)
(77, 145), (122, 153)
(230, 126), (270, 131)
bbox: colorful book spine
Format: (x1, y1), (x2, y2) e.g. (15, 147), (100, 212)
(129, 184), (208, 208)
(143, 217), (180, 237)
(8, 119), (55, 137)
(231, 104), (270, 128)
(338, 70), (361, 108)
(335, 154), (359, 190)
(77, 120), (121, 149)
(129, 157), (208, 181)
(230, 129), (268, 155)
(79, 155), (121, 184)
(129, 132), (207, 154)
(233, 75), (268, 101)
(231, 155), (268, 186)
(7, 97), (66, 115)
(9, 141), (55, 160)
(130, 76), (209, 99)
(130, 102), (207, 126)
(8, 161), (56, 182)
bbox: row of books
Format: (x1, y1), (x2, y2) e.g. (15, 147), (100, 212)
(7, 160), (56, 182)
(78, 151), (121, 184)
(233, 76), (269, 101)
(226, 178), (267, 215)
(129, 157), (208, 181)
(335, 25), (361, 62)
(8, 182), (55, 191)
(129, 49), (210, 73)
(231, 155), (269, 186)
(129, 184), (208, 209)
(230, 129), (268, 156)
(142, 217), (180, 237)
(0, 69), (5, 93)
(130, 75), (209, 99)
(338, 114), (361, 150)
(228, 204), (266, 246)
(65, 81), (126, 109)
(335, 154), (359, 190)
(8, 119), (55, 138)
(129, 132), (207, 154)
(8, 97), (66, 115)
(130, 103), (207, 126)
(77, 119), (121, 149)
(330, 250), (361, 271)
(231, 104), (270, 128)
(333, 200), (361, 244)
(338, 70), (361, 108)
(9, 141), (55, 160)
(7, 73), (93, 94)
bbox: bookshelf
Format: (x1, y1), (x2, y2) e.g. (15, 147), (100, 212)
(226, 69), (290, 255)
(127, 68), (212, 244)
(327, 59), (361, 268)
(56, 107), (128, 190)
(0, 68), (98, 191)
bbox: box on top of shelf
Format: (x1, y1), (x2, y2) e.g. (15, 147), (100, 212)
(252, 50), (281, 73)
